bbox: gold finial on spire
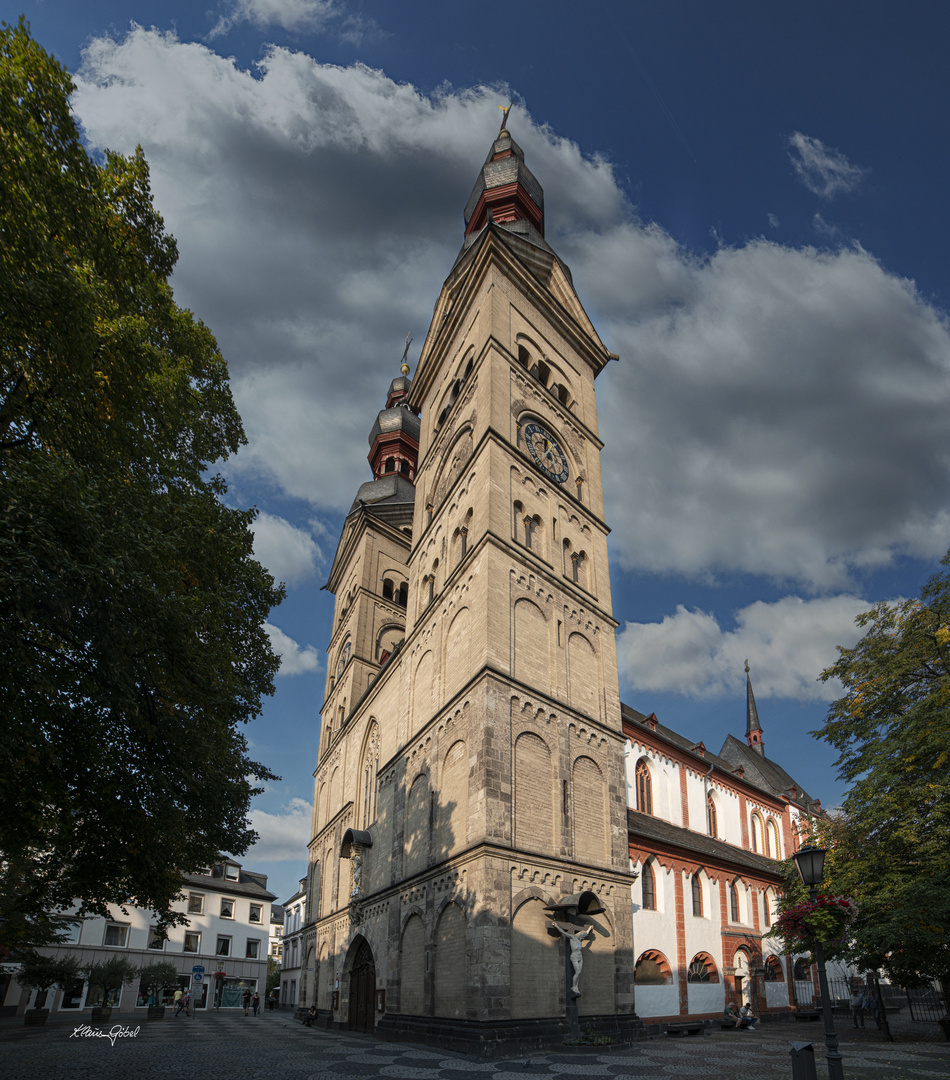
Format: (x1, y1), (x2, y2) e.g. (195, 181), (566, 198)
(744, 658), (750, 674)
(498, 102), (512, 134)
(400, 333), (412, 377)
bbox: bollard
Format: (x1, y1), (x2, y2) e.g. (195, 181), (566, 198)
(790, 1041), (818, 1080)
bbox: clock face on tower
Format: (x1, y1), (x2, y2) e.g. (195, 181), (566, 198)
(523, 422), (569, 484)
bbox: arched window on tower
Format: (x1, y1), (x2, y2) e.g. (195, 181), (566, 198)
(382, 579), (394, 601)
(691, 873), (703, 917)
(635, 758), (653, 815)
(385, 457), (395, 473)
(396, 582), (408, 607)
(730, 881), (740, 923)
(707, 794), (718, 838)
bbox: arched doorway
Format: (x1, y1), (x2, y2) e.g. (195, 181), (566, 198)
(734, 949), (751, 1006)
(347, 937), (376, 1033)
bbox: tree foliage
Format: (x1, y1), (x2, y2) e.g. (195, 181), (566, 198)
(0, 20), (283, 939)
(811, 552), (950, 986)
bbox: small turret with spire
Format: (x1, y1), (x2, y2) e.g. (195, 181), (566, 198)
(745, 660), (765, 755)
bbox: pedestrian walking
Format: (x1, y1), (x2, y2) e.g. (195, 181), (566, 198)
(173, 988), (184, 1016)
(268, 992), (277, 1012)
(865, 988), (881, 1029)
(252, 991), (261, 1016)
(182, 989), (192, 1017)
(242, 987), (252, 1016)
(851, 989), (865, 1027)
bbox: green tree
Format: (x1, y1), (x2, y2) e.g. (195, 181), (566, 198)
(0, 20), (282, 940)
(813, 551), (950, 1016)
(266, 956), (281, 997)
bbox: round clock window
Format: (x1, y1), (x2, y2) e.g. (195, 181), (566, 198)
(523, 422), (569, 484)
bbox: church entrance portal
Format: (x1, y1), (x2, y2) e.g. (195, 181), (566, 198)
(347, 937), (376, 1033)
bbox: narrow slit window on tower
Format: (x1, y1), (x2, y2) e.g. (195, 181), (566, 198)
(691, 874), (703, 916)
(636, 759), (653, 815)
(707, 794), (718, 838)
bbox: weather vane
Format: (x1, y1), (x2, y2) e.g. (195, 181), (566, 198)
(498, 102), (512, 134)
(400, 333), (412, 376)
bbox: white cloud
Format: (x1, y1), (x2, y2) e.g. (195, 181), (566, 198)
(71, 30), (950, 593)
(617, 595), (871, 701)
(264, 623), (320, 675)
(251, 511), (321, 584)
(209, 0), (337, 38)
(247, 797), (312, 860)
(589, 233), (950, 588)
(788, 131), (867, 200)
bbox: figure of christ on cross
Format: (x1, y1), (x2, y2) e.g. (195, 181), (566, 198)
(551, 922), (594, 996)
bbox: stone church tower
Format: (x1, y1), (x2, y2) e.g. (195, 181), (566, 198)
(302, 123), (638, 1052)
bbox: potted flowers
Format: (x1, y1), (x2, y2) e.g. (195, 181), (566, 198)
(771, 895), (854, 961)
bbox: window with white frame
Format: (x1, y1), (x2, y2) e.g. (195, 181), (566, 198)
(183, 931), (200, 953)
(246, 939), (260, 959)
(147, 926), (165, 950)
(188, 893), (205, 915)
(220, 898), (235, 919)
(249, 904), (262, 924)
(216, 936), (231, 956)
(60, 920), (82, 944)
(103, 923), (129, 947)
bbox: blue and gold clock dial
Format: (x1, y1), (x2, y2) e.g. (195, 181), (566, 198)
(523, 422), (569, 484)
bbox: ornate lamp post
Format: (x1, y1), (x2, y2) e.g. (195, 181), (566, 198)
(792, 845), (845, 1080)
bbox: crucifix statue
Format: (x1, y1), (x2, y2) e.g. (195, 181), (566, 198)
(551, 922), (593, 996)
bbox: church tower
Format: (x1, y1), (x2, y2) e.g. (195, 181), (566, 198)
(302, 121), (638, 1052)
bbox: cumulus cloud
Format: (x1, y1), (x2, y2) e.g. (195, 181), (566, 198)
(71, 29), (950, 593)
(265, 623), (320, 675)
(788, 131), (868, 200)
(209, 0), (337, 38)
(589, 233), (950, 588)
(252, 511), (321, 584)
(247, 797), (312, 860)
(617, 595), (871, 701)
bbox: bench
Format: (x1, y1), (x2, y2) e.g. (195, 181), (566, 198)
(794, 1011), (821, 1021)
(720, 1021), (756, 1030)
(666, 1022), (704, 1037)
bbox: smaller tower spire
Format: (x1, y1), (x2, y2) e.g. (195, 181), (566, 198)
(745, 660), (764, 755)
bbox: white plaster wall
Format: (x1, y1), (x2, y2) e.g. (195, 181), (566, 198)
(635, 984), (680, 1018)
(716, 787), (742, 846)
(688, 981), (725, 1014)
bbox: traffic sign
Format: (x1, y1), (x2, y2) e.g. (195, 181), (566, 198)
(193, 973), (203, 982)
(192, 965), (205, 973)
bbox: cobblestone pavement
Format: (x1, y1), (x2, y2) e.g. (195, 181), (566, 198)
(0, 1011), (947, 1080)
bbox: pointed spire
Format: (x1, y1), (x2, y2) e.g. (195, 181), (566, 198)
(367, 342), (419, 481)
(745, 660), (765, 755)
(463, 115), (544, 239)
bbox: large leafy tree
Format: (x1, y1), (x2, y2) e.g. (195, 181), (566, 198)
(812, 552), (950, 1011)
(0, 20), (283, 945)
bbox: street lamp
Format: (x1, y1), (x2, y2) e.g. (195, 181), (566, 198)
(792, 845), (844, 1080)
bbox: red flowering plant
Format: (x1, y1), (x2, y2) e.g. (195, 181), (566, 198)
(770, 895), (854, 962)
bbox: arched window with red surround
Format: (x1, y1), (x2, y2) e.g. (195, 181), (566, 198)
(751, 812), (764, 853)
(641, 861), (656, 911)
(636, 758), (653, 816)
(687, 952), (720, 983)
(634, 950), (672, 985)
(707, 794), (718, 838)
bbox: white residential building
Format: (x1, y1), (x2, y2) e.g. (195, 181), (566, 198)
(279, 878), (307, 1011)
(1, 859), (275, 1017)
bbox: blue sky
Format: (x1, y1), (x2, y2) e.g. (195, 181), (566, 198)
(14, 0), (950, 905)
